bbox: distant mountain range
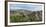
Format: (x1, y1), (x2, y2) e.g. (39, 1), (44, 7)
(10, 9), (42, 22)
(10, 9), (33, 14)
(10, 9), (42, 15)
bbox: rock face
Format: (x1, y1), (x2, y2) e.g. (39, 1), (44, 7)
(10, 9), (42, 23)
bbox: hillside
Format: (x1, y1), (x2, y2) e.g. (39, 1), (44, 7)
(10, 9), (42, 23)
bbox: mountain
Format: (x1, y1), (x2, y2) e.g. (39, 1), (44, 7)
(10, 9), (32, 15)
(10, 9), (42, 22)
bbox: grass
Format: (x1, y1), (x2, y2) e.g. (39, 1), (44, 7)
(10, 14), (42, 23)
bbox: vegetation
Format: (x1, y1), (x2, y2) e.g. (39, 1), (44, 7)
(10, 9), (42, 23)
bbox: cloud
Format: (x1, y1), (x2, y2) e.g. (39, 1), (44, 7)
(10, 3), (42, 11)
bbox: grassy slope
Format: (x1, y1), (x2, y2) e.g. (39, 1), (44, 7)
(10, 9), (42, 23)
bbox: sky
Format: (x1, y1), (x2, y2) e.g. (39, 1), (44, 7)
(10, 2), (42, 11)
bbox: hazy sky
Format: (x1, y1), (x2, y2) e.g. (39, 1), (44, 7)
(10, 2), (42, 11)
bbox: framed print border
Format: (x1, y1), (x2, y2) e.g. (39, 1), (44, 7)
(5, 1), (45, 26)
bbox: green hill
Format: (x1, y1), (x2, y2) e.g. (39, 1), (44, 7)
(10, 9), (42, 23)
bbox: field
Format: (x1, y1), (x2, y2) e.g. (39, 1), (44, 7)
(10, 9), (42, 23)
